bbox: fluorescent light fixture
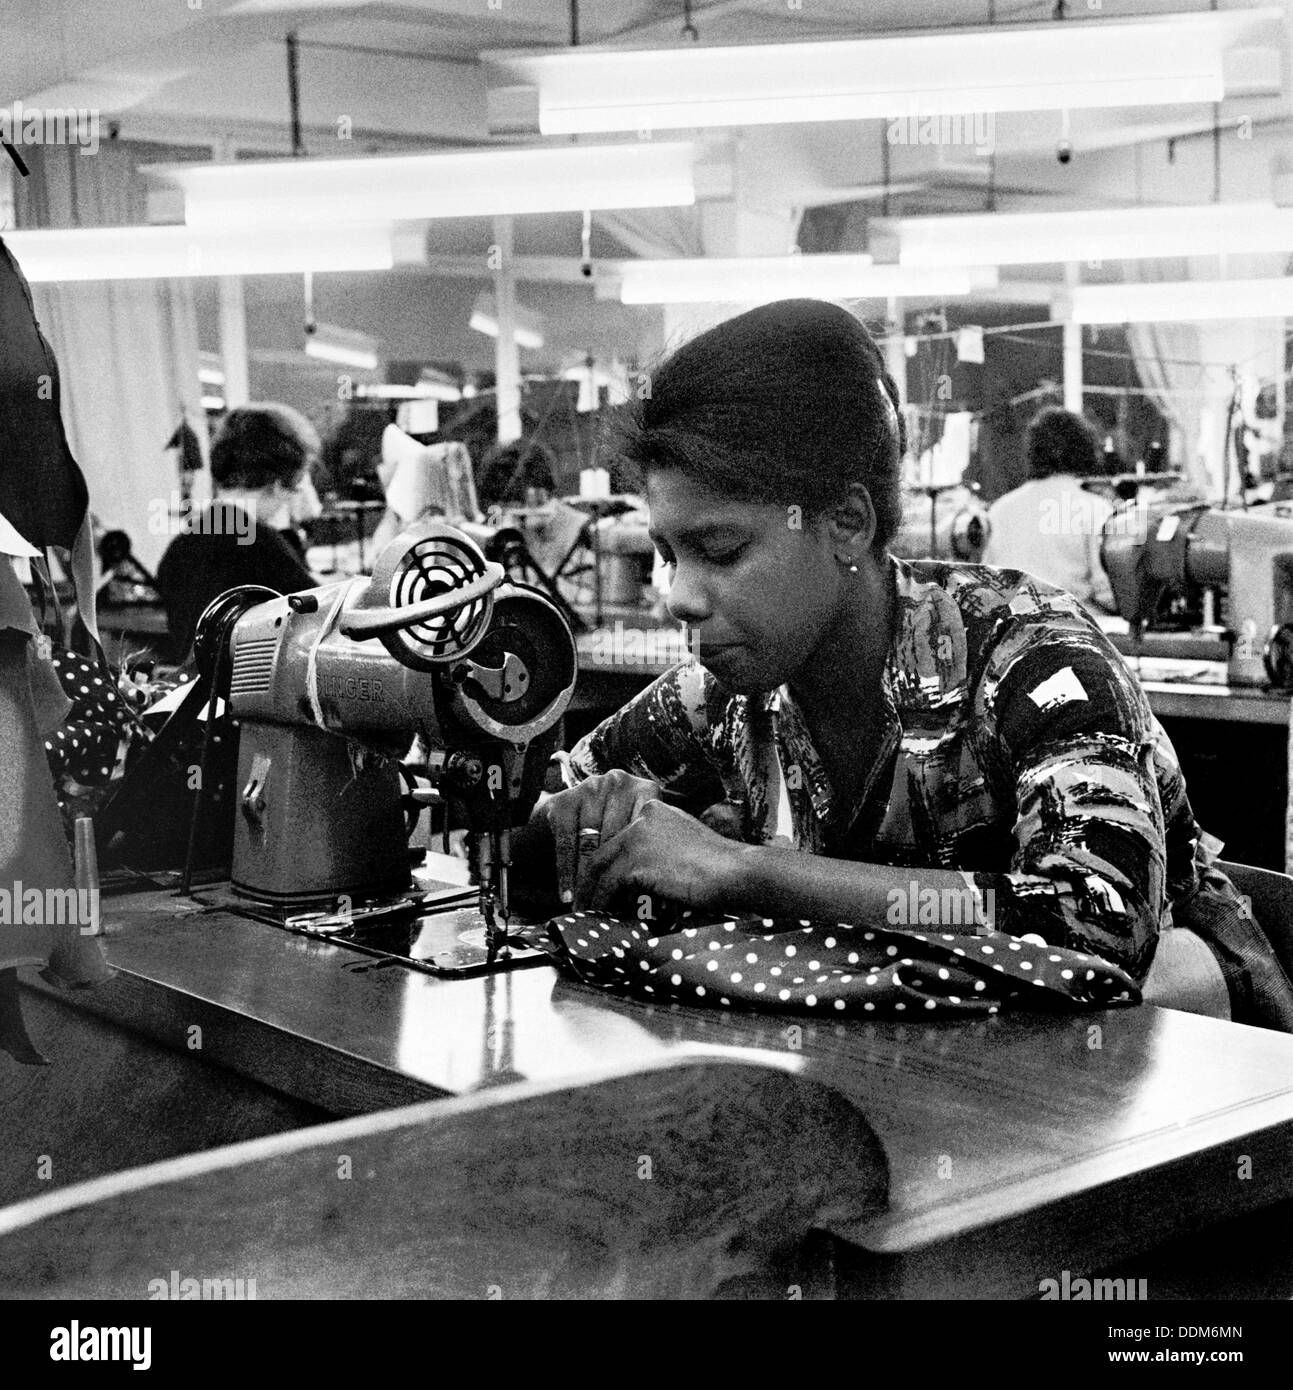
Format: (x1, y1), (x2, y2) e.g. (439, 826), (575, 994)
(305, 322), (381, 372)
(145, 142), (697, 231)
(618, 256), (997, 305)
(1069, 279), (1293, 324)
(485, 9), (1278, 134)
(354, 378), (462, 402)
(4, 224), (394, 281)
(886, 202), (1293, 267)
(470, 292), (545, 350)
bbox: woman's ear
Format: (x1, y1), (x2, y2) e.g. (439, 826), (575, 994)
(826, 482), (877, 554)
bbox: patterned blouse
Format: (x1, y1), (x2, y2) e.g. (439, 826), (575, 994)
(566, 557), (1293, 1032)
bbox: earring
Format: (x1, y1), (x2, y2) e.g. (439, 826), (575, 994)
(836, 554), (860, 574)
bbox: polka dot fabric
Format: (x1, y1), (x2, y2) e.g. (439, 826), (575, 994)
(43, 651), (133, 786)
(545, 913), (1139, 1018)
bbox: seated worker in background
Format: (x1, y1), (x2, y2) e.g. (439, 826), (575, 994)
(156, 403), (317, 661)
(514, 299), (1293, 1032)
(477, 438), (558, 511)
(982, 406), (1116, 613)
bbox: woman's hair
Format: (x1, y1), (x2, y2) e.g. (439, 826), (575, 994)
(211, 403), (321, 490)
(612, 299), (907, 554)
(1024, 406), (1100, 480)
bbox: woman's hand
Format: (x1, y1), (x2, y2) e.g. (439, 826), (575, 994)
(538, 769), (664, 904)
(576, 799), (750, 916)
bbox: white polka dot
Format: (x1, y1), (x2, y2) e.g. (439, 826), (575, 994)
(754, 982), (766, 993)
(785, 945), (797, 957)
(824, 937), (836, 948)
(949, 996), (960, 1004)
(779, 989), (790, 1001)
(1008, 941), (1021, 951)
(695, 986), (707, 997)
(761, 919), (774, 928)
(706, 960), (718, 972)
(808, 960), (820, 971)
(671, 949), (683, 960)
(938, 968), (949, 980)
(708, 942), (720, 951)
(770, 966), (782, 977)
(973, 980), (985, 991)
(746, 953), (758, 964)
(886, 946), (898, 957)
(1020, 961), (1032, 971)
(639, 960), (650, 971)
(925, 1000), (937, 1010)
(730, 972), (742, 983)
(1061, 969), (1073, 979)
(834, 999), (845, 1010)
(805, 995), (817, 1006)
(671, 974), (682, 985)
(866, 975), (878, 986)
(847, 952), (859, 964)
(864, 1002), (875, 1011)
(895, 1003), (905, 1011)
(981, 945), (994, 955)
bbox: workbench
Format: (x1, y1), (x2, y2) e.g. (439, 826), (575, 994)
(7, 873), (1293, 1300)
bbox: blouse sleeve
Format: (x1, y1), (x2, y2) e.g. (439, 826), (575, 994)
(972, 612), (1166, 982)
(562, 659), (727, 803)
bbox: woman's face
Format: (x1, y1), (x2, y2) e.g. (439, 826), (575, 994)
(645, 467), (845, 693)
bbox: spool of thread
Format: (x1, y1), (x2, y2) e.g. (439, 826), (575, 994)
(73, 816), (101, 937)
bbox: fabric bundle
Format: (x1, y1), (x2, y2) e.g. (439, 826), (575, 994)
(546, 911), (1139, 1019)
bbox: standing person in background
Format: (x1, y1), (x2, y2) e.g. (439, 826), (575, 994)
(982, 406), (1116, 613)
(156, 403), (317, 662)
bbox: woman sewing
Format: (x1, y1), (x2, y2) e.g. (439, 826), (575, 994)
(520, 299), (1293, 1032)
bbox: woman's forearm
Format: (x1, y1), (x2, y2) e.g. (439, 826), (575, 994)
(725, 844), (991, 931)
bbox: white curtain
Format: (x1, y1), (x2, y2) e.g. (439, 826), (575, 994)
(1125, 255), (1285, 501)
(15, 143), (207, 572)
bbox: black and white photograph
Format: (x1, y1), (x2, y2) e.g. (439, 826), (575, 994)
(2, 0), (1293, 1351)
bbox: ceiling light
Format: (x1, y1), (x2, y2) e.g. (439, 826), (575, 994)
(305, 322), (381, 372)
(884, 202), (1293, 267)
(470, 292), (545, 350)
(144, 142), (698, 230)
(617, 256), (997, 305)
(4, 223), (394, 281)
(1068, 279), (1293, 324)
(485, 9), (1278, 135)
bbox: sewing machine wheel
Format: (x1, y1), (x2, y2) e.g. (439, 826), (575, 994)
(370, 523), (495, 670)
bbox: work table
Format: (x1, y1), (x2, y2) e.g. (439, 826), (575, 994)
(17, 879), (1293, 1299)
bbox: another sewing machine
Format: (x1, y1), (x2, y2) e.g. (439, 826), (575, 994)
(197, 520), (576, 967)
(1101, 499), (1293, 688)
(891, 483), (990, 563)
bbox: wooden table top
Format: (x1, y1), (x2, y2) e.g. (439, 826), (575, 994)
(34, 880), (1293, 1297)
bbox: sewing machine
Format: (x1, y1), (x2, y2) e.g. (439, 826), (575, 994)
(198, 520), (576, 965)
(1101, 499), (1293, 688)
(891, 484), (990, 563)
